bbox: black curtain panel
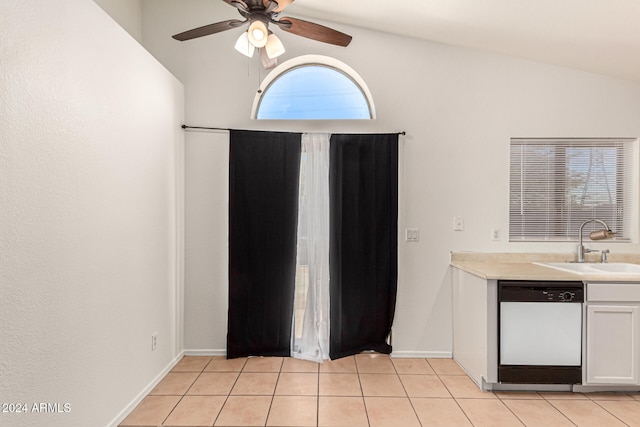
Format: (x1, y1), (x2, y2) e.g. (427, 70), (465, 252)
(329, 133), (399, 360)
(227, 130), (302, 358)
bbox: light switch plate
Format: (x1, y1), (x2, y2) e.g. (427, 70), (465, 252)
(492, 228), (501, 241)
(453, 216), (464, 231)
(405, 228), (420, 242)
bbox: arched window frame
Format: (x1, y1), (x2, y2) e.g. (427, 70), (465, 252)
(251, 55), (376, 120)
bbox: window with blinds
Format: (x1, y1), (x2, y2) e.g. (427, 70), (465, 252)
(509, 138), (636, 242)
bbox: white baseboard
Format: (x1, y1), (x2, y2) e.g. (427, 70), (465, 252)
(180, 349), (453, 359)
(391, 350), (453, 359)
(179, 349), (454, 359)
(106, 350), (184, 427)
(183, 349), (227, 357)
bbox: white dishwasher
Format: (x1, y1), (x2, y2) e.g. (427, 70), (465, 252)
(498, 280), (584, 384)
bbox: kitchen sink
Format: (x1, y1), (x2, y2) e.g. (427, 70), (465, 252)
(589, 263), (640, 273)
(534, 262), (640, 276)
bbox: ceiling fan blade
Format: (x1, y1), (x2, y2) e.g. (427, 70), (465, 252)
(278, 17), (352, 47)
(263, 0), (295, 13)
(172, 19), (246, 41)
(222, 0), (248, 12)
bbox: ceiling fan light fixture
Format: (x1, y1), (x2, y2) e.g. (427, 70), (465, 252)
(172, 0), (353, 70)
(265, 33), (285, 59)
(259, 47), (278, 69)
(248, 20), (268, 48)
(234, 31), (255, 57)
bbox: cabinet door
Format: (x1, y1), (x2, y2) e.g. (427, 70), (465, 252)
(586, 304), (639, 385)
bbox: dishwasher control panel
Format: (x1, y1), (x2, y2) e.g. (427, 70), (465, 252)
(499, 281), (584, 303)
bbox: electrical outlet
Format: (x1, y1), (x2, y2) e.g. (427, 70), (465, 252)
(453, 216), (464, 231)
(405, 228), (419, 242)
(151, 332), (158, 351)
(492, 228), (501, 241)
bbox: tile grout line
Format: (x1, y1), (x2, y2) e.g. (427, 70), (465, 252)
(202, 356), (247, 427)
(392, 356), (423, 427)
(159, 360), (209, 427)
(354, 356), (372, 427)
(465, 374), (528, 427)
(590, 399), (632, 427)
(427, 358), (476, 427)
(543, 398), (595, 427)
(262, 357), (284, 427)
(210, 357), (246, 427)
(533, 392), (580, 427)
(493, 395), (530, 427)
(499, 404), (527, 427)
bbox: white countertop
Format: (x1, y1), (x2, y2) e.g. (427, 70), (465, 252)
(450, 252), (640, 282)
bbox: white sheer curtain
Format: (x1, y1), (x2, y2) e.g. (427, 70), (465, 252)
(291, 133), (330, 362)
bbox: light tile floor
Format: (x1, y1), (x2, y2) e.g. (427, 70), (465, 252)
(119, 354), (640, 426)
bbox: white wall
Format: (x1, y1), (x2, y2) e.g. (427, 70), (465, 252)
(142, 0), (640, 356)
(94, 0), (143, 42)
(0, 1), (184, 426)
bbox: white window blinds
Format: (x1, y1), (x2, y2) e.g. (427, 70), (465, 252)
(509, 138), (635, 242)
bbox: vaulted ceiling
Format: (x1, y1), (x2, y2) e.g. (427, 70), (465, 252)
(287, 0), (640, 83)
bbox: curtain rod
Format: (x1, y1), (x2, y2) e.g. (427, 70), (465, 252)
(181, 124), (406, 136)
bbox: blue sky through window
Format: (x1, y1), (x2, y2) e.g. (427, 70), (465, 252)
(256, 65), (372, 120)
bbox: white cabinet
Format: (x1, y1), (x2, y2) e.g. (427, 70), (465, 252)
(585, 283), (640, 385)
(586, 304), (639, 384)
(451, 268), (499, 388)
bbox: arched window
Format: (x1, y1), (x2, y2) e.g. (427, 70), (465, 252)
(252, 55), (375, 120)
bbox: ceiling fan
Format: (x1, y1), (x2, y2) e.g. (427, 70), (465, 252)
(172, 0), (352, 68)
